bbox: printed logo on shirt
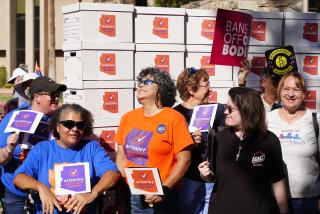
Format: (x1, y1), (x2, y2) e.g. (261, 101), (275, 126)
(251, 151), (265, 166)
(305, 90), (317, 110)
(303, 56), (318, 75)
(251, 56), (266, 76)
(100, 53), (116, 75)
(154, 55), (170, 73)
(103, 91), (119, 113)
(153, 17), (168, 39)
(200, 56), (215, 76)
(303, 23), (318, 42)
(100, 130), (116, 152)
(157, 124), (166, 134)
(251, 21), (266, 41)
(124, 128), (153, 166)
(201, 19), (215, 40)
(279, 129), (304, 145)
(99, 15), (116, 37)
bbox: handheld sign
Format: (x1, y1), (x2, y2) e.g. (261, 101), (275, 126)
(265, 46), (298, 77)
(210, 9), (253, 66)
(124, 167), (163, 195)
(189, 104), (218, 133)
(54, 162), (91, 196)
(4, 110), (43, 134)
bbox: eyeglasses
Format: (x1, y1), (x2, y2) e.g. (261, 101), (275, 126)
(187, 67), (198, 77)
(37, 91), (62, 98)
(282, 87), (303, 95)
(199, 82), (210, 89)
(224, 105), (239, 113)
(59, 120), (85, 130)
(136, 79), (158, 87)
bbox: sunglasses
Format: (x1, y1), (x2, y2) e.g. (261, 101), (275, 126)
(187, 67), (198, 77)
(59, 120), (85, 130)
(224, 105), (239, 114)
(136, 79), (158, 87)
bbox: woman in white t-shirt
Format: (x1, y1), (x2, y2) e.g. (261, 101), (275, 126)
(267, 71), (320, 214)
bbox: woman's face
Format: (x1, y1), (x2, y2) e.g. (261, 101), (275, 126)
(224, 97), (242, 130)
(56, 111), (84, 148)
(280, 76), (304, 113)
(191, 77), (211, 104)
(136, 75), (159, 104)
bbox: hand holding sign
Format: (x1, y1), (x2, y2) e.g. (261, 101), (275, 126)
(6, 132), (20, 153)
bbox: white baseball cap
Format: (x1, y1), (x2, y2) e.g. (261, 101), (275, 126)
(7, 67), (27, 83)
(14, 73), (39, 99)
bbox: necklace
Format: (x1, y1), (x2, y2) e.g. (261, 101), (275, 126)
(235, 140), (245, 162)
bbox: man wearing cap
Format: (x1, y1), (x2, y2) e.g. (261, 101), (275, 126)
(0, 77), (67, 214)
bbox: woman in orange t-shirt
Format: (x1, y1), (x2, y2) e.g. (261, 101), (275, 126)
(115, 67), (194, 213)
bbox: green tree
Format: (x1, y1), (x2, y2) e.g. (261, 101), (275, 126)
(155, 0), (180, 7)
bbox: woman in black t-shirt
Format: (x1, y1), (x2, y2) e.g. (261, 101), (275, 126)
(199, 87), (289, 214)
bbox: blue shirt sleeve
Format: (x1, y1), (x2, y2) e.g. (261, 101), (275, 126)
(91, 141), (119, 177)
(14, 143), (41, 179)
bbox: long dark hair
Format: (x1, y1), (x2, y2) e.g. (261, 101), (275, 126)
(228, 87), (267, 140)
(50, 103), (93, 139)
(137, 67), (176, 108)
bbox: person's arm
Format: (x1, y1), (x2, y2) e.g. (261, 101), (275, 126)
(272, 178), (289, 214)
(238, 59), (250, 87)
(144, 148), (191, 204)
(64, 170), (120, 214)
(14, 173), (62, 214)
(116, 145), (127, 177)
(0, 132), (19, 165)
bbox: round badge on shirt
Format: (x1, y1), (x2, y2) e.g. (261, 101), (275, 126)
(157, 124), (166, 134)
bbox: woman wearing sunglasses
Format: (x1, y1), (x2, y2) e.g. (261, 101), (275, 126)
(13, 104), (120, 214)
(198, 87), (289, 214)
(115, 67), (194, 213)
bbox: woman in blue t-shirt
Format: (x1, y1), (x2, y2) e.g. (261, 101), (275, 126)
(13, 104), (120, 214)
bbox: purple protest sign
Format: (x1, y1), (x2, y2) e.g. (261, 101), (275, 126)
(60, 165), (86, 192)
(189, 104), (218, 132)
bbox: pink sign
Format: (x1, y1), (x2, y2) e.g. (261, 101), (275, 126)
(210, 9), (253, 66)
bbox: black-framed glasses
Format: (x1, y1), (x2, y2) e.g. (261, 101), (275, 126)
(224, 105), (239, 114)
(136, 79), (158, 87)
(37, 91), (62, 98)
(59, 120), (85, 130)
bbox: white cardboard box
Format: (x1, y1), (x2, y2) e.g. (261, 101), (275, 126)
(248, 11), (284, 46)
(186, 45), (233, 80)
(186, 9), (217, 45)
(208, 80), (234, 104)
(62, 3), (134, 43)
(63, 42), (135, 89)
(135, 44), (185, 80)
(285, 12), (320, 46)
(135, 6), (185, 44)
(63, 81), (134, 127)
(294, 46), (320, 80)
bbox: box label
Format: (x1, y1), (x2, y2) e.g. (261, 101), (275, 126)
(303, 23), (318, 42)
(103, 92), (119, 113)
(100, 130), (116, 152)
(251, 21), (266, 41)
(100, 53), (116, 75)
(201, 20), (215, 40)
(200, 56), (215, 76)
(251, 56), (266, 76)
(153, 17), (168, 39)
(99, 15), (116, 37)
(208, 91), (217, 103)
(303, 56), (318, 75)
(305, 90), (316, 109)
(154, 55), (170, 73)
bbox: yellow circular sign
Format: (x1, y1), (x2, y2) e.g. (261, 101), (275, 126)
(275, 55), (287, 68)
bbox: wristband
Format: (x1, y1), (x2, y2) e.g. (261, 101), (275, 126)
(161, 186), (171, 199)
(238, 81), (246, 87)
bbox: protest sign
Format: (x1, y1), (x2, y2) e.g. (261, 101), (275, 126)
(265, 46), (298, 77)
(4, 110), (43, 134)
(210, 9), (253, 66)
(54, 162), (91, 196)
(189, 104), (218, 133)
(124, 167), (163, 195)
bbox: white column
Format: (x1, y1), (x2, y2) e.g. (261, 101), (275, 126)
(25, 0), (35, 73)
(7, 0), (16, 77)
(303, 0), (309, 12)
(40, 0), (48, 76)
